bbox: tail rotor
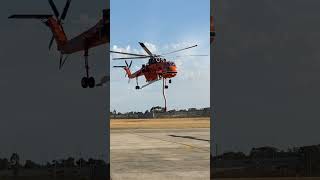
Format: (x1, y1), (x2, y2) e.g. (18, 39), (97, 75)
(48, 0), (71, 50)
(8, 0), (72, 70)
(48, 36), (55, 50)
(113, 60), (132, 78)
(113, 60), (132, 69)
(47, 0), (71, 70)
(124, 61), (132, 77)
(125, 60), (132, 69)
(60, 0), (72, 21)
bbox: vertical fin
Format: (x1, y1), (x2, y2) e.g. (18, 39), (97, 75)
(46, 18), (68, 50)
(124, 67), (132, 78)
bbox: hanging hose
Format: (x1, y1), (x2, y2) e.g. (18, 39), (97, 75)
(162, 78), (167, 112)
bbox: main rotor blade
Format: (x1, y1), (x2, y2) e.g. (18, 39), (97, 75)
(48, 0), (60, 19)
(112, 56), (150, 60)
(59, 55), (69, 70)
(139, 42), (153, 56)
(59, 54), (63, 70)
(160, 45), (198, 56)
(113, 66), (126, 68)
(174, 55), (208, 58)
(110, 50), (149, 57)
(60, 0), (71, 20)
(8, 14), (53, 19)
(49, 35), (55, 50)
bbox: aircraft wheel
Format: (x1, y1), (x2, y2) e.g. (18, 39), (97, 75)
(165, 85), (168, 89)
(81, 77), (88, 88)
(135, 86), (140, 90)
(88, 77), (95, 88)
(169, 79), (172, 84)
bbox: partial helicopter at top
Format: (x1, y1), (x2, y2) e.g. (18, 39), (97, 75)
(9, 0), (110, 88)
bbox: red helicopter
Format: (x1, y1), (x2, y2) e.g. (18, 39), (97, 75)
(9, 0), (109, 88)
(211, 15), (215, 44)
(111, 42), (206, 111)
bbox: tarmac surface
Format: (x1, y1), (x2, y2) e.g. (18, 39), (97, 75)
(110, 127), (210, 180)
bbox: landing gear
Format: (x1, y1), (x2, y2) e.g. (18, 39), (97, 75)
(135, 77), (140, 90)
(81, 77), (95, 88)
(169, 79), (172, 84)
(81, 48), (95, 88)
(164, 79), (169, 89)
(162, 78), (167, 112)
(88, 77), (95, 88)
(81, 77), (88, 88)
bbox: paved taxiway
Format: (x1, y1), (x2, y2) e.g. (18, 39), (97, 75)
(110, 127), (210, 180)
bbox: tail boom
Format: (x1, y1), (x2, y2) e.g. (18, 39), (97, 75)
(124, 67), (133, 78)
(46, 18), (68, 50)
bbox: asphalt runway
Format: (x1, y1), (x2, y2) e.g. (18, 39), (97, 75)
(110, 128), (210, 180)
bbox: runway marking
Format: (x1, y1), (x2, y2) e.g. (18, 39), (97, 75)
(168, 134), (210, 142)
(127, 131), (210, 152)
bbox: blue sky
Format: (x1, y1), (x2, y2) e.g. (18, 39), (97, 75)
(111, 0), (210, 113)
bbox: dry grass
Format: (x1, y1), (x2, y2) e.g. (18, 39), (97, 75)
(110, 117), (210, 129)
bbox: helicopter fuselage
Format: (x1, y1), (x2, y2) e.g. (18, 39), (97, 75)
(127, 58), (177, 82)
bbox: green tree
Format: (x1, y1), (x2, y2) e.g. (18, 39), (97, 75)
(0, 158), (9, 170)
(24, 160), (39, 169)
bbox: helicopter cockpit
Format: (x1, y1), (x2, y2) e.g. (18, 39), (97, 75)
(148, 57), (166, 65)
(167, 61), (175, 66)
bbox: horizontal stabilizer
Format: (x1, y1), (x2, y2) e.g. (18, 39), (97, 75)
(8, 14), (53, 19)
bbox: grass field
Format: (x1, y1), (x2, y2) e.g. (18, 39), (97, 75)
(110, 117), (210, 129)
